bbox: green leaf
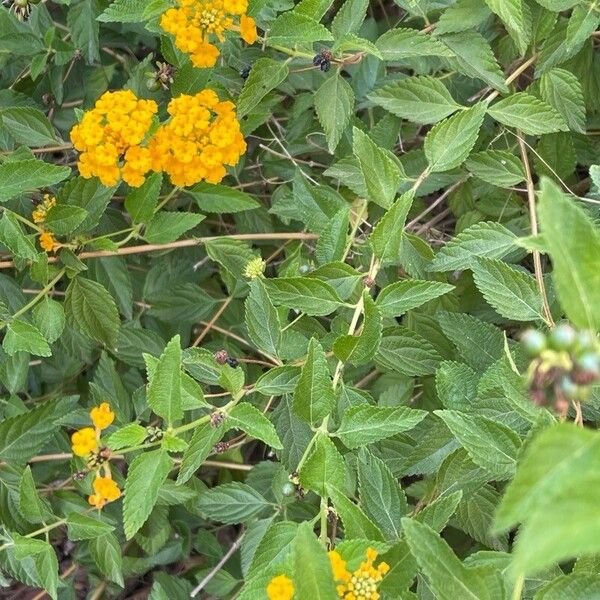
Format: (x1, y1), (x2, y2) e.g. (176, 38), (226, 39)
(328, 486), (385, 541)
(566, 3), (600, 51)
(369, 191), (415, 265)
(263, 277), (343, 316)
(254, 366), (301, 396)
(0, 397), (77, 463)
(107, 423), (148, 450)
(424, 103), (486, 172)
(44, 205), (88, 236)
(435, 410), (521, 479)
(143, 212), (204, 244)
(438, 311), (504, 371)
(245, 278), (281, 357)
(315, 74), (354, 153)
(97, 0), (147, 22)
(401, 518), (497, 600)
(496, 424), (600, 575)
(187, 182), (260, 213)
(436, 0), (492, 35)
(66, 513), (114, 540)
(441, 31), (508, 92)
(237, 58), (289, 118)
(198, 482), (270, 523)
(19, 466), (51, 524)
(64, 277), (120, 347)
(307, 262), (361, 300)
(125, 172), (162, 223)
(0, 211), (38, 260)
(540, 68), (586, 135)
(0, 107), (57, 147)
(177, 421), (226, 485)
(67, 0), (100, 63)
(123, 449), (172, 539)
(533, 0), (581, 10)
(357, 449), (408, 540)
(13, 535), (58, 600)
(333, 291), (382, 365)
(331, 0), (369, 38)
(0, 159), (70, 203)
(293, 0), (333, 21)
(483, 0), (531, 55)
(267, 12), (333, 46)
(429, 221), (518, 272)
(465, 150), (525, 187)
(376, 28), (455, 60)
(471, 258), (544, 322)
(535, 574), (600, 600)
(293, 338), (335, 426)
(353, 127), (405, 209)
(487, 92), (568, 135)
(335, 405), (427, 449)
(146, 335), (182, 425)
(537, 178), (600, 330)
(299, 434), (346, 496)
(228, 403), (283, 449)
(4, 321), (51, 357)
(293, 523), (338, 599)
(369, 76), (463, 125)
(32, 298), (65, 344)
(376, 280), (454, 317)
(89, 533), (124, 586)
(375, 326), (442, 376)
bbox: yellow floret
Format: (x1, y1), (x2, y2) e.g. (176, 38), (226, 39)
(71, 427), (98, 457)
(266, 575), (294, 600)
(90, 402), (115, 430)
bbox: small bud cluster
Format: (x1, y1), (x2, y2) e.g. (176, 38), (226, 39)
(523, 323), (600, 417)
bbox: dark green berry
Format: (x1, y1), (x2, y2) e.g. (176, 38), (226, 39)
(550, 323), (576, 351)
(521, 329), (547, 356)
(281, 482), (295, 497)
(578, 352), (600, 377)
(560, 376), (578, 398)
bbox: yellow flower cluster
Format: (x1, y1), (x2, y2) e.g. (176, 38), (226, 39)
(88, 475), (121, 509)
(266, 548), (388, 600)
(329, 548), (389, 600)
(71, 402), (115, 457)
(32, 195), (61, 253)
(160, 0), (257, 69)
(70, 90), (158, 187)
(266, 575), (294, 600)
(149, 90), (247, 186)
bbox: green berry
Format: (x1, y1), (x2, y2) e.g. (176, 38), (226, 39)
(550, 323), (576, 351)
(560, 376), (578, 398)
(281, 482), (295, 497)
(14, 0), (29, 7)
(578, 352), (600, 377)
(577, 330), (597, 352)
(521, 329), (547, 356)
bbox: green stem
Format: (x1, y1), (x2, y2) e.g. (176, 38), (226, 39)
(512, 574), (525, 600)
(0, 269), (65, 330)
(0, 207), (41, 232)
(320, 497), (328, 546)
(0, 518), (68, 553)
(263, 42), (315, 60)
(154, 186), (182, 213)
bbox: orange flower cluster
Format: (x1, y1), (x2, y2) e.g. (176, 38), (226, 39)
(70, 90), (158, 187)
(149, 90), (247, 186)
(160, 0), (257, 68)
(71, 89), (246, 188)
(32, 194), (61, 253)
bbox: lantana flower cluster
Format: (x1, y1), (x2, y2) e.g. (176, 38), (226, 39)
(71, 402), (121, 509)
(149, 90), (247, 186)
(31, 194), (60, 253)
(266, 547), (389, 600)
(70, 90), (158, 188)
(160, 0), (257, 68)
(71, 89), (246, 189)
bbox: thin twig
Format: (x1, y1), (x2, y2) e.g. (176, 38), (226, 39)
(0, 233), (319, 270)
(517, 131), (555, 327)
(190, 531), (245, 597)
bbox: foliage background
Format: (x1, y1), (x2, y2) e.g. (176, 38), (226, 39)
(1, 0), (600, 598)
